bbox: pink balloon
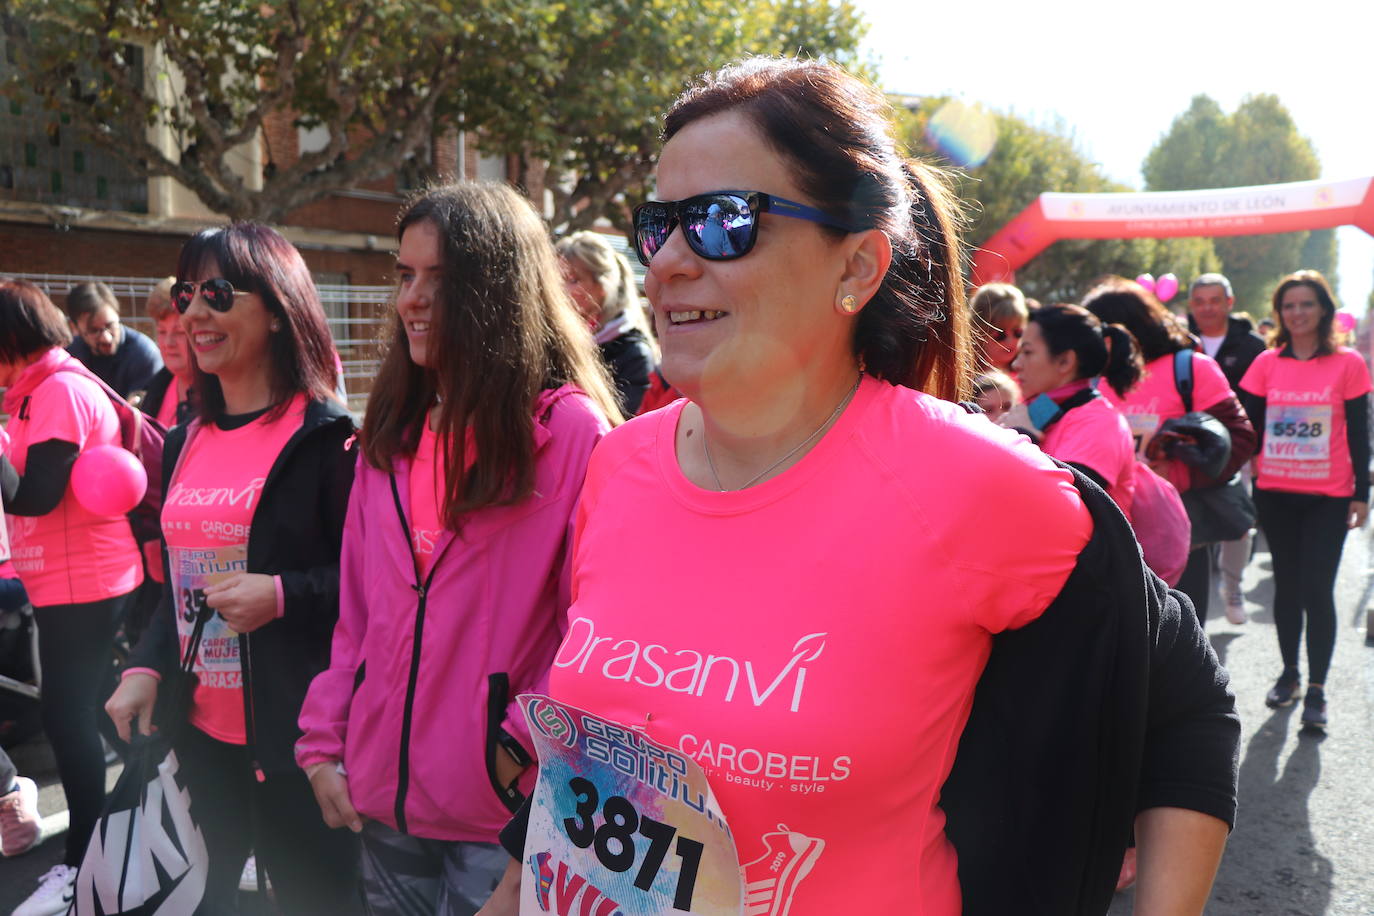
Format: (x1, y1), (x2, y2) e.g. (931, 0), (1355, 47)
(70, 445), (146, 517)
(1336, 311), (1356, 333)
(1135, 273), (1156, 294)
(1155, 273), (1179, 302)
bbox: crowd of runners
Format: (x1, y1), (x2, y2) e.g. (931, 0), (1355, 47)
(0, 56), (1366, 916)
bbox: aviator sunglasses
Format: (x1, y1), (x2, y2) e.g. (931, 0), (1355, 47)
(631, 191), (856, 267)
(171, 277), (249, 314)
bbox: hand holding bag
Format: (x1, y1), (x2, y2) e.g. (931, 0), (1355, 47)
(70, 603), (213, 915)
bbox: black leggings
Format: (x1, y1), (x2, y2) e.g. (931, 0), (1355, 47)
(1253, 488), (1350, 685)
(33, 590), (134, 865)
(175, 725), (362, 915)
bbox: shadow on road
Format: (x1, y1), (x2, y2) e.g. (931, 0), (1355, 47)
(1209, 706), (1332, 915)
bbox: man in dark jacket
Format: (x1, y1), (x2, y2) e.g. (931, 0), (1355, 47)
(65, 281), (163, 398)
(1187, 272), (1266, 625)
(1187, 273), (1266, 391)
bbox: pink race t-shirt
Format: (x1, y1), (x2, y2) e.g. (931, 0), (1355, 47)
(161, 397), (305, 743)
(1041, 386), (1137, 519)
(1240, 347), (1372, 497)
(552, 377), (1091, 915)
(1101, 350), (1234, 491)
(154, 377), (181, 429)
(2, 350), (142, 607)
(408, 419), (444, 577)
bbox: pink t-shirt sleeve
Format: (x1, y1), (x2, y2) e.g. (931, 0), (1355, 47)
(21, 373), (104, 453)
(1043, 403), (1128, 489)
(1341, 350), (1373, 399)
(1239, 350), (1271, 398)
(947, 426), (1092, 633)
(1191, 352), (1236, 411)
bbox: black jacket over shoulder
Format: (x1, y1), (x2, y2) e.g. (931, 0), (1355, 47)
(599, 327), (654, 416)
(1189, 314), (1267, 392)
(139, 367), (195, 427)
(942, 467), (1239, 915)
(501, 470), (1240, 914)
(129, 398), (357, 775)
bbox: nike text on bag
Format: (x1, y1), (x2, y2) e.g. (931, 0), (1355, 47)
(70, 747), (208, 915)
(70, 600), (214, 914)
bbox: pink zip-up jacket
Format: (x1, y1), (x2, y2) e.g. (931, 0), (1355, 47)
(296, 386), (610, 841)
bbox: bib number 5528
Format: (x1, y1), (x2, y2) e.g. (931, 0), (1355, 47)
(563, 776), (704, 911)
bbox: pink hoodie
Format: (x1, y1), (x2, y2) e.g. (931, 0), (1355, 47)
(296, 386), (610, 841)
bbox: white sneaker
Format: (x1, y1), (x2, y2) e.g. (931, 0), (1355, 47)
(0, 775), (41, 856)
(12, 863), (77, 916)
(1224, 593), (1248, 625)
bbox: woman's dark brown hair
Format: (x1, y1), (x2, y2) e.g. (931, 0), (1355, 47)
(1270, 269), (1339, 355)
(1080, 276), (1193, 364)
(664, 57), (972, 401)
(0, 280), (72, 362)
(175, 223), (339, 421)
(363, 182), (621, 525)
(1031, 303), (1144, 396)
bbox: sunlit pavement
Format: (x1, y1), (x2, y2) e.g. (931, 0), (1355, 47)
(1111, 526), (1374, 915)
(4, 527), (1373, 915)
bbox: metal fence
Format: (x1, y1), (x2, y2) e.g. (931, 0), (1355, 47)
(4, 272), (395, 410)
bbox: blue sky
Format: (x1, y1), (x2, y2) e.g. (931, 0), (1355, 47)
(857, 0), (1374, 313)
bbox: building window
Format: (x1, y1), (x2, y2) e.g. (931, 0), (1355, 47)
(0, 32), (148, 213)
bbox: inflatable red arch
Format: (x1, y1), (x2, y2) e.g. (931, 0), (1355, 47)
(969, 176), (1374, 286)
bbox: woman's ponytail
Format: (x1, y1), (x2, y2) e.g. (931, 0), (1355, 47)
(1101, 324), (1143, 395)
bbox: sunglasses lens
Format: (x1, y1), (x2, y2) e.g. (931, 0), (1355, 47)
(682, 194), (753, 260)
(204, 278), (236, 312)
(171, 282), (196, 314)
(633, 204), (672, 267)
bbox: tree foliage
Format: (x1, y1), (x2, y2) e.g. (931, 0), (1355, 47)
(480, 0), (870, 234)
(898, 100), (1220, 304)
(1143, 93), (1332, 313)
(0, 0), (545, 222)
(0, 0), (867, 229)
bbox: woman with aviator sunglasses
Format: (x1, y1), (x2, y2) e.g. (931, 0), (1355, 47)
(107, 223), (362, 914)
(482, 59), (1237, 916)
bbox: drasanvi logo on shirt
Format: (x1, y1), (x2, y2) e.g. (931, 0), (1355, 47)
(1270, 386), (1334, 404)
(555, 617), (827, 713)
(164, 477), (266, 510)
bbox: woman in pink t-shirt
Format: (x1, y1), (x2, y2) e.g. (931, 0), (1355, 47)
(0, 281), (144, 908)
(296, 184), (620, 913)
(1084, 277), (1256, 622)
(1013, 304), (1141, 516)
(480, 60), (1236, 916)
(105, 224), (361, 913)
(1239, 271), (1371, 730)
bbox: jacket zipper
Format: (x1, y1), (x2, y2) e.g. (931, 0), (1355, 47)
(389, 472), (446, 834)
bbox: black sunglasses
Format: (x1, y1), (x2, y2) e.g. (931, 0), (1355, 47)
(631, 191), (856, 267)
(172, 278), (248, 314)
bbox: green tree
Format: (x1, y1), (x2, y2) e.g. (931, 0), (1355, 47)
(1143, 93), (1329, 313)
(898, 100), (1220, 304)
(0, 0), (544, 222)
(482, 0), (870, 233)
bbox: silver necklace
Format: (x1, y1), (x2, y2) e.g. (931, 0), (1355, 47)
(703, 374), (862, 492)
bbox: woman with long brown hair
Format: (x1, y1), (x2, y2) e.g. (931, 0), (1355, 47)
(296, 182), (618, 913)
(1239, 270), (1370, 729)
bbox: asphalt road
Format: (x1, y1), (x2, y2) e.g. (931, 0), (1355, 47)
(4, 528), (1373, 914)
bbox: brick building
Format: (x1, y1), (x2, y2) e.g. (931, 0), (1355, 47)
(0, 37), (523, 402)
